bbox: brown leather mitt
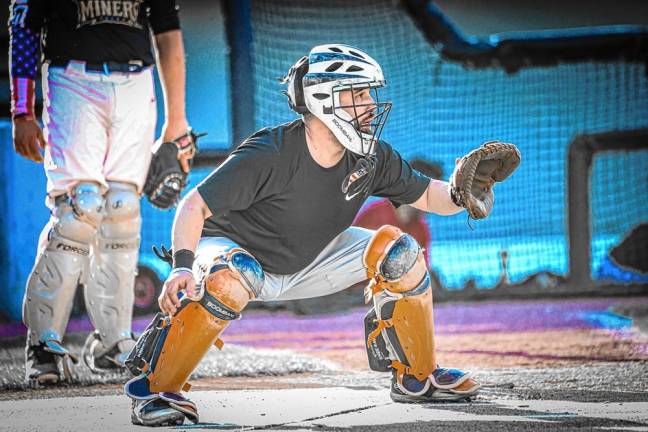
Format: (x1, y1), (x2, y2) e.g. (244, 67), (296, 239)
(449, 141), (521, 220)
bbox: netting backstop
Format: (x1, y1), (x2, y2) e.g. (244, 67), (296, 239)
(246, 0), (648, 289)
(136, 0), (647, 293)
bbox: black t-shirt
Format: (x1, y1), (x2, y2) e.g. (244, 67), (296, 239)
(197, 120), (430, 275)
(23, 0), (180, 65)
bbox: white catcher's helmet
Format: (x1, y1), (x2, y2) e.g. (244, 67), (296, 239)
(283, 44), (392, 156)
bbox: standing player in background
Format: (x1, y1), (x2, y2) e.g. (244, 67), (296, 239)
(9, 0), (197, 387)
(123, 44), (519, 426)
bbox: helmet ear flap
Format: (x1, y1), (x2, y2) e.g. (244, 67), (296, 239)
(286, 56), (310, 114)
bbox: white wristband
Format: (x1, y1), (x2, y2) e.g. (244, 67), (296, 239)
(170, 267), (193, 278)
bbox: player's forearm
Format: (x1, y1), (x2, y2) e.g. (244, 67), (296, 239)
(413, 179), (464, 216)
(154, 30), (187, 123)
(171, 190), (209, 254)
(9, 0), (42, 119)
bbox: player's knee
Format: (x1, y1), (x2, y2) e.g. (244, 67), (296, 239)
(363, 225), (428, 294)
(203, 248), (265, 311)
(54, 182), (105, 244)
(71, 182), (105, 227)
(101, 181), (141, 238)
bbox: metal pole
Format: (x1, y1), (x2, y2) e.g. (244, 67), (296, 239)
(223, 0), (255, 147)
(567, 135), (593, 289)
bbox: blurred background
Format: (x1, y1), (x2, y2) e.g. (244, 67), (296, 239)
(0, 0), (647, 322)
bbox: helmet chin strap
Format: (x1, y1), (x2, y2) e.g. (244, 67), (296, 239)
(338, 93), (392, 198)
(337, 104), (384, 199)
(306, 111), (376, 199)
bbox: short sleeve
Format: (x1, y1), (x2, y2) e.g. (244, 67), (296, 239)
(148, 0), (180, 34)
(197, 135), (279, 218)
(371, 141), (430, 206)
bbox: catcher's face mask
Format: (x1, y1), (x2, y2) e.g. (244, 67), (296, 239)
(333, 83), (391, 157)
(284, 43), (392, 157)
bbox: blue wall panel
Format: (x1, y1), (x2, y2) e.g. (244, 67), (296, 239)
(0, 121), (50, 320)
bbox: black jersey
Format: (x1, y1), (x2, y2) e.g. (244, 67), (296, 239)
(20, 0), (180, 65)
(197, 120), (430, 275)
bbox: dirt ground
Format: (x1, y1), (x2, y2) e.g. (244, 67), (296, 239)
(1, 296), (646, 401)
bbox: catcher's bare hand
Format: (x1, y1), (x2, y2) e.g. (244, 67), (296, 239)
(158, 270), (197, 316)
(12, 117), (46, 163)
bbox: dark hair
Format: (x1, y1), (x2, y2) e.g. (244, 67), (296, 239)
(410, 158), (443, 180)
(302, 112), (315, 122)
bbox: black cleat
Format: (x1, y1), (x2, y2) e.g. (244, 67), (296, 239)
(25, 344), (60, 388)
(83, 331), (135, 374)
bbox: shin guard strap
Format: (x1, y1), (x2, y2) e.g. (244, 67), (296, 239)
(199, 290), (240, 320)
(391, 360), (410, 384)
(402, 272), (431, 297)
(366, 319), (393, 348)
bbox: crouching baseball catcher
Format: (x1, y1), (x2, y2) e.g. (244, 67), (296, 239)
(123, 44), (520, 426)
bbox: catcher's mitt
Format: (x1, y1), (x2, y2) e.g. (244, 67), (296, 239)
(143, 129), (206, 209)
(449, 141), (521, 220)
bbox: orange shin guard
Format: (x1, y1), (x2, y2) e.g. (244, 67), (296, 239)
(126, 249), (264, 395)
(363, 225), (437, 383)
(147, 281), (249, 393)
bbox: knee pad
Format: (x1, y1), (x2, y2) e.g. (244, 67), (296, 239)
(99, 181), (141, 242)
(194, 247), (266, 300)
(55, 182), (105, 244)
(125, 248), (264, 398)
(85, 181), (141, 351)
(23, 182), (104, 345)
(362, 225), (436, 388)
